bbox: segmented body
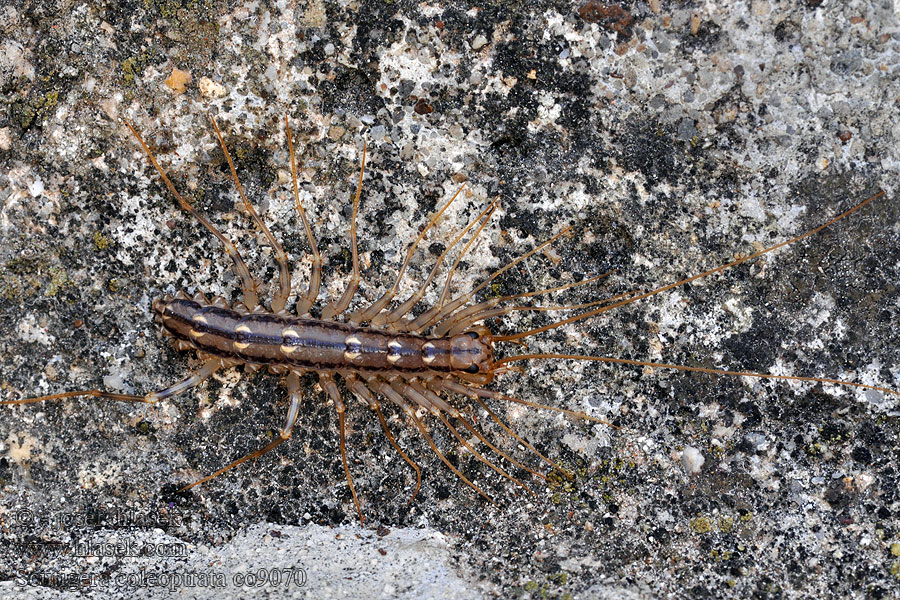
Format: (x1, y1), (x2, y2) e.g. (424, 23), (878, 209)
(155, 296), (494, 375)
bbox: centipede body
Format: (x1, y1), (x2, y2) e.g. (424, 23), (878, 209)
(3, 113), (897, 527)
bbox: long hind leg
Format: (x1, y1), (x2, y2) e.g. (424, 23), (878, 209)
(2, 359), (221, 406)
(125, 121), (260, 309)
(180, 370), (302, 491)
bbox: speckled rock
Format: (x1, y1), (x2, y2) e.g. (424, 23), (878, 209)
(1, 1), (898, 598)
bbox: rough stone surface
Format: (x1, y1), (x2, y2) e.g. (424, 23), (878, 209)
(1, 1), (898, 598)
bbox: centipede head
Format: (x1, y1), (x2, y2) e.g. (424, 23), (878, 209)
(450, 326), (495, 382)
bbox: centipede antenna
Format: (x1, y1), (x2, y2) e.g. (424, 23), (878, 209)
(351, 183), (467, 323)
(285, 115), (322, 315)
(496, 353), (900, 397)
(323, 142), (367, 320)
(379, 196), (501, 326)
(373, 402), (423, 505)
(496, 190), (887, 343)
(209, 114), (292, 313)
(434, 411), (535, 497)
(125, 120), (260, 308)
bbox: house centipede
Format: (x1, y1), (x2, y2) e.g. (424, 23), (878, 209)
(3, 113), (897, 524)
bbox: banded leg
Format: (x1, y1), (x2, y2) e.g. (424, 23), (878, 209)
(2, 359), (221, 406)
(181, 370), (302, 491)
(321, 143), (367, 321)
(209, 115), (291, 312)
(368, 377), (495, 506)
(285, 115), (322, 315)
(320, 373), (365, 523)
(126, 121), (259, 308)
(349, 184), (467, 324)
(346, 374), (422, 505)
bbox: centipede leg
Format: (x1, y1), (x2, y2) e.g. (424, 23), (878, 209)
(457, 382), (615, 427)
(2, 359), (222, 406)
(181, 370), (302, 492)
(209, 114), (291, 312)
(434, 409), (534, 497)
(320, 374), (365, 523)
(446, 381), (564, 474)
(369, 377), (496, 506)
(415, 226), (574, 334)
(321, 143), (367, 321)
(350, 183), (466, 324)
(346, 375), (422, 505)
(406, 404), (497, 507)
(404, 195), (500, 333)
(285, 115), (322, 315)
(374, 402), (423, 505)
(375, 196), (498, 328)
(436, 273), (625, 337)
(436, 379), (584, 479)
(125, 121), (260, 309)
(410, 379), (545, 482)
(452, 410), (548, 482)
